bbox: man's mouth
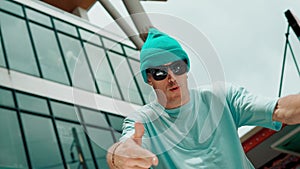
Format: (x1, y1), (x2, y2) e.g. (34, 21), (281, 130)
(169, 86), (180, 91)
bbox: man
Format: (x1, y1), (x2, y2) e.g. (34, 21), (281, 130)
(106, 28), (300, 168)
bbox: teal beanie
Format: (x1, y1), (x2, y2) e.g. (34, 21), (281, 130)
(140, 28), (190, 83)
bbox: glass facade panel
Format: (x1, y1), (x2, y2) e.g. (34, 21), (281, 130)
(128, 59), (153, 104)
(102, 38), (123, 54)
(54, 19), (77, 37)
(81, 108), (109, 128)
(124, 46), (140, 60)
(113, 131), (122, 141)
(84, 43), (121, 99)
(0, 108), (28, 169)
(108, 52), (143, 104)
(0, 0), (142, 168)
(22, 114), (64, 169)
(58, 33), (96, 92)
(56, 121), (95, 169)
(0, 88), (14, 107)
(87, 127), (114, 169)
(0, 12), (39, 76)
(30, 23), (70, 85)
(108, 114), (124, 131)
(0, 87), (126, 169)
(0, 35), (5, 67)
(16, 93), (50, 115)
(51, 101), (79, 122)
(0, 0), (24, 17)
(79, 29), (101, 46)
(26, 8), (51, 27)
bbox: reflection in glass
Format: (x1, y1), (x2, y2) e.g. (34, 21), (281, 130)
(107, 114), (124, 131)
(30, 23), (70, 85)
(84, 43), (121, 99)
(108, 52), (143, 104)
(51, 101), (79, 122)
(22, 114), (64, 169)
(102, 38), (123, 54)
(26, 8), (51, 27)
(0, 12), (39, 76)
(56, 121), (95, 169)
(81, 108), (109, 128)
(87, 127), (114, 169)
(54, 19), (77, 37)
(0, 0), (24, 17)
(0, 88), (14, 107)
(58, 33), (96, 92)
(124, 46), (140, 60)
(0, 108), (28, 169)
(113, 131), (122, 141)
(79, 29), (101, 46)
(128, 59), (153, 104)
(16, 93), (50, 115)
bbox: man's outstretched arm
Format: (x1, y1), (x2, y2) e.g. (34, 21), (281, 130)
(273, 94), (300, 125)
(106, 122), (158, 169)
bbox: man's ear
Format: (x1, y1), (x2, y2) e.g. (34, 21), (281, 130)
(147, 75), (153, 86)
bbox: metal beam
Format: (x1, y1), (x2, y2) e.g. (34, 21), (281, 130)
(97, 0), (144, 49)
(122, 0), (154, 41)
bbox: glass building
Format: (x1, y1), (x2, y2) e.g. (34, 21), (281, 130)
(0, 0), (152, 168)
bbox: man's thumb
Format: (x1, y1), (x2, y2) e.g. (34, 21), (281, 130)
(132, 122), (144, 145)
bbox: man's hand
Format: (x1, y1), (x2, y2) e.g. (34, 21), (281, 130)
(273, 94), (300, 124)
(107, 122), (159, 169)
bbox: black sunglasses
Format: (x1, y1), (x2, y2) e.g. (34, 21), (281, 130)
(146, 59), (188, 81)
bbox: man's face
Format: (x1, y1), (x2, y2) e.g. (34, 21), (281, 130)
(147, 60), (190, 109)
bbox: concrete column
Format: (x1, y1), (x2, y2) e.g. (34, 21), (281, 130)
(72, 7), (89, 21)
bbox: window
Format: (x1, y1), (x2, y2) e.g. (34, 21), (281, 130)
(26, 8), (51, 27)
(0, 12), (39, 76)
(84, 43), (121, 99)
(22, 114), (64, 169)
(0, 88), (14, 107)
(102, 38), (123, 54)
(0, 0), (24, 17)
(128, 59), (153, 104)
(79, 29), (102, 46)
(113, 131), (122, 141)
(108, 52), (143, 104)
(16, 93), (50, 115)
(58, 33), (96, 92)
(86, 127), (114, 169)
(0, 35), (5, 67)
(51, 101), (79, 122)
(81, 108), (109, 128)
(54, 19), (77, 37)
(56, 122), (95, 169)
(0, 108), (28, 169)
(124, 46), (140, 60)
(107, 114), (124, 131)
(30, 23), (70, 85)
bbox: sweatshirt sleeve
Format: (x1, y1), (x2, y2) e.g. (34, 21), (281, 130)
(226, 84), (282, 131)
(119, 117), (136, 142)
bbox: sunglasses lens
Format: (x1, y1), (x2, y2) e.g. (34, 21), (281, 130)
(147, 60), (188, 81)
(152, 69), (168, 80)
(170, 61), (187, 75)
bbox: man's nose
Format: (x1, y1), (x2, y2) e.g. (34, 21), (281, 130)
(167, 69), (176, 82)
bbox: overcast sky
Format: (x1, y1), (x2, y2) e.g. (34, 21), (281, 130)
(87, 0), (300, 136)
